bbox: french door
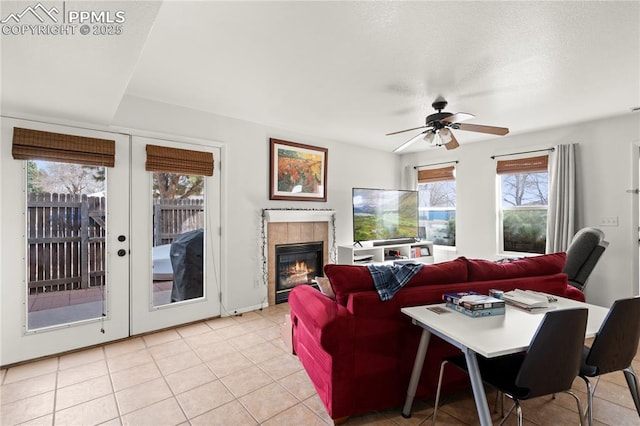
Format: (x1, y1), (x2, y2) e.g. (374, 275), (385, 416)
(129, 136), (221, 335)
(1, 118), (130, 365)
(0, 119), (221, 365)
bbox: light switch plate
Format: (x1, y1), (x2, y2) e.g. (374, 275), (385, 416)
(599, 216), (619, 226)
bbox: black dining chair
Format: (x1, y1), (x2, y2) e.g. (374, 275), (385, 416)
(579, 296), (640, 425)
(432, 308), (588, 426)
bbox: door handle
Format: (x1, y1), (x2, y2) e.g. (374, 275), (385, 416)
(117, 249), (127, 257)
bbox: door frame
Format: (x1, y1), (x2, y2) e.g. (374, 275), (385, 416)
(630, 140), (640, 297)
(0, 117), (131, 366)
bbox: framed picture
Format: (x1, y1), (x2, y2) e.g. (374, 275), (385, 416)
(269, 138), (328, 201)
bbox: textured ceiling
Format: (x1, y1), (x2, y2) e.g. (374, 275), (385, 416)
(2, 1), (639, 152)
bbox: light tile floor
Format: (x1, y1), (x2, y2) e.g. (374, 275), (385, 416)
(1, 303), (639, 425)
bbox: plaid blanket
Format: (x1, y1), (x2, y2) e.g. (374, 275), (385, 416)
(366, 263), (424, 301)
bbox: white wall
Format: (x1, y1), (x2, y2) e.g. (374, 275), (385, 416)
(113, 95), (400, 314)
(400, 113), (640, 307)
(5, 95), (636, 313)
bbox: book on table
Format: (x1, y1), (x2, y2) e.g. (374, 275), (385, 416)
(445, 301), (506, 317)
(443, 291), (506, 317)
(443, 291), (505, 310)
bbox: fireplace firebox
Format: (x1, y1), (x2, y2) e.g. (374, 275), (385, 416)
(275, 241), (323, 304)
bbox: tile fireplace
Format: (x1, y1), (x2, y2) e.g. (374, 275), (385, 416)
(262, 209), (335, 306)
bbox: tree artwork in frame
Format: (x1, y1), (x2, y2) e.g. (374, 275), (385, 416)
(269, 138), (328, 201)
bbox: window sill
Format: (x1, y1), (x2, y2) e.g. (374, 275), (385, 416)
(434, 245), (457, 252)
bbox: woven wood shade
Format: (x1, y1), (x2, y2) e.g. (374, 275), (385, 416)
(145, 145), (214, 176)
(496, 155), (548, 175)
(417, 166), (455, 183)
(12, 127), (115, 167)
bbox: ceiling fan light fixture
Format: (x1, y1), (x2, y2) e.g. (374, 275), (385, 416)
(439, 128), (452, 144)
(423, 131), (435, 145)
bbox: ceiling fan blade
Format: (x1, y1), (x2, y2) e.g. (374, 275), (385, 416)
(457, 123), (509, 135)
(441, 112), (474, 124)
(393, 130), (432, 153)
(393, 132), (425, 153)
(386, 125), (429, 136)
(440, 128), (460, 150)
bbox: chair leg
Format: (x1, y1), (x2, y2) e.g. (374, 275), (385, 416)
(623, 366), (640, 416)
(493, 390), (504, 417)
(579, 375), (594, 426)
(564, 390), (585, 426)
(497, 395), (517, 426)
(514, 400), (523, 426)
(432, 360), (449, 425)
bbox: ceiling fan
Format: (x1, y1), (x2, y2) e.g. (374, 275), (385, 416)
(387, 96), (509, 152)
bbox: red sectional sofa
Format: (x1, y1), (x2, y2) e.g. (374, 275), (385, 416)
(287, 253), (584, 423)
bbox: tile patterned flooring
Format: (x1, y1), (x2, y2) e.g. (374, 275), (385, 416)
(1, 302), (639, 425)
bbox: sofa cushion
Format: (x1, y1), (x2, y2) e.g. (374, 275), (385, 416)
(405, 257), (468, 288)
(563, 284), (586, 302)
(465, 252), (566, 282)
(324, 258), (468, 306)
(324, 264), (374, 306)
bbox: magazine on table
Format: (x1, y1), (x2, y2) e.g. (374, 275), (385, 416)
(502, 289), (557, 311)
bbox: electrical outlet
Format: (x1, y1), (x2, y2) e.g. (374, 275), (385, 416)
(599, 216), (619, 226)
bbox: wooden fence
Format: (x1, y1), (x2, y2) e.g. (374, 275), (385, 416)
(153, 199), (204, 246)
(27, 194), (204, 293)
(27, 193), (105, 294)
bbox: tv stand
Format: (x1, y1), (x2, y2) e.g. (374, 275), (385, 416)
(338, 241), (434, 265)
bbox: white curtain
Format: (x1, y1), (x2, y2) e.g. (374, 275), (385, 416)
(546, 144), (576, 253)
(402, 165), (418, 190)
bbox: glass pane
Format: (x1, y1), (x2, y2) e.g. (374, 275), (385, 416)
(151, 172), (205, 306)
(500, 172), (548, 254)
(503, 209), (547, 253)
(501, 172), (548, 207)
(418, 182), (456, 246)
(26, 160), (107, 330)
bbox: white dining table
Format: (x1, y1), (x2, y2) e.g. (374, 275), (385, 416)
(401, 296), (609, 425)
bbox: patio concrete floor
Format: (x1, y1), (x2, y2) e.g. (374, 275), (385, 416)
(27, 282), (173, 329)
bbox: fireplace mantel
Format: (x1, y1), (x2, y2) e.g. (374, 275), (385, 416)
(261, 209), (336, 305)
(263, 209), (336, 223)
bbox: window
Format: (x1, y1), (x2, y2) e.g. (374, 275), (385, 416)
(12, 127), (115, 330)
(497, 155), (548, 254)
(145, 144), (213, 306)
(417, 166), (456, 246)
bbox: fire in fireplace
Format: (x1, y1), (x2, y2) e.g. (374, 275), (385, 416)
(275, 241), (323, 303)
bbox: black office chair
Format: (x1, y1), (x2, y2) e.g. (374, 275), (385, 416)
(579, 297), (640, 425)
(563, 227), (609, 292)
(432, 308), (588, 426)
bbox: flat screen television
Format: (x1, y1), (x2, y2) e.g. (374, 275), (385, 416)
(352, 188), (419, 243)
